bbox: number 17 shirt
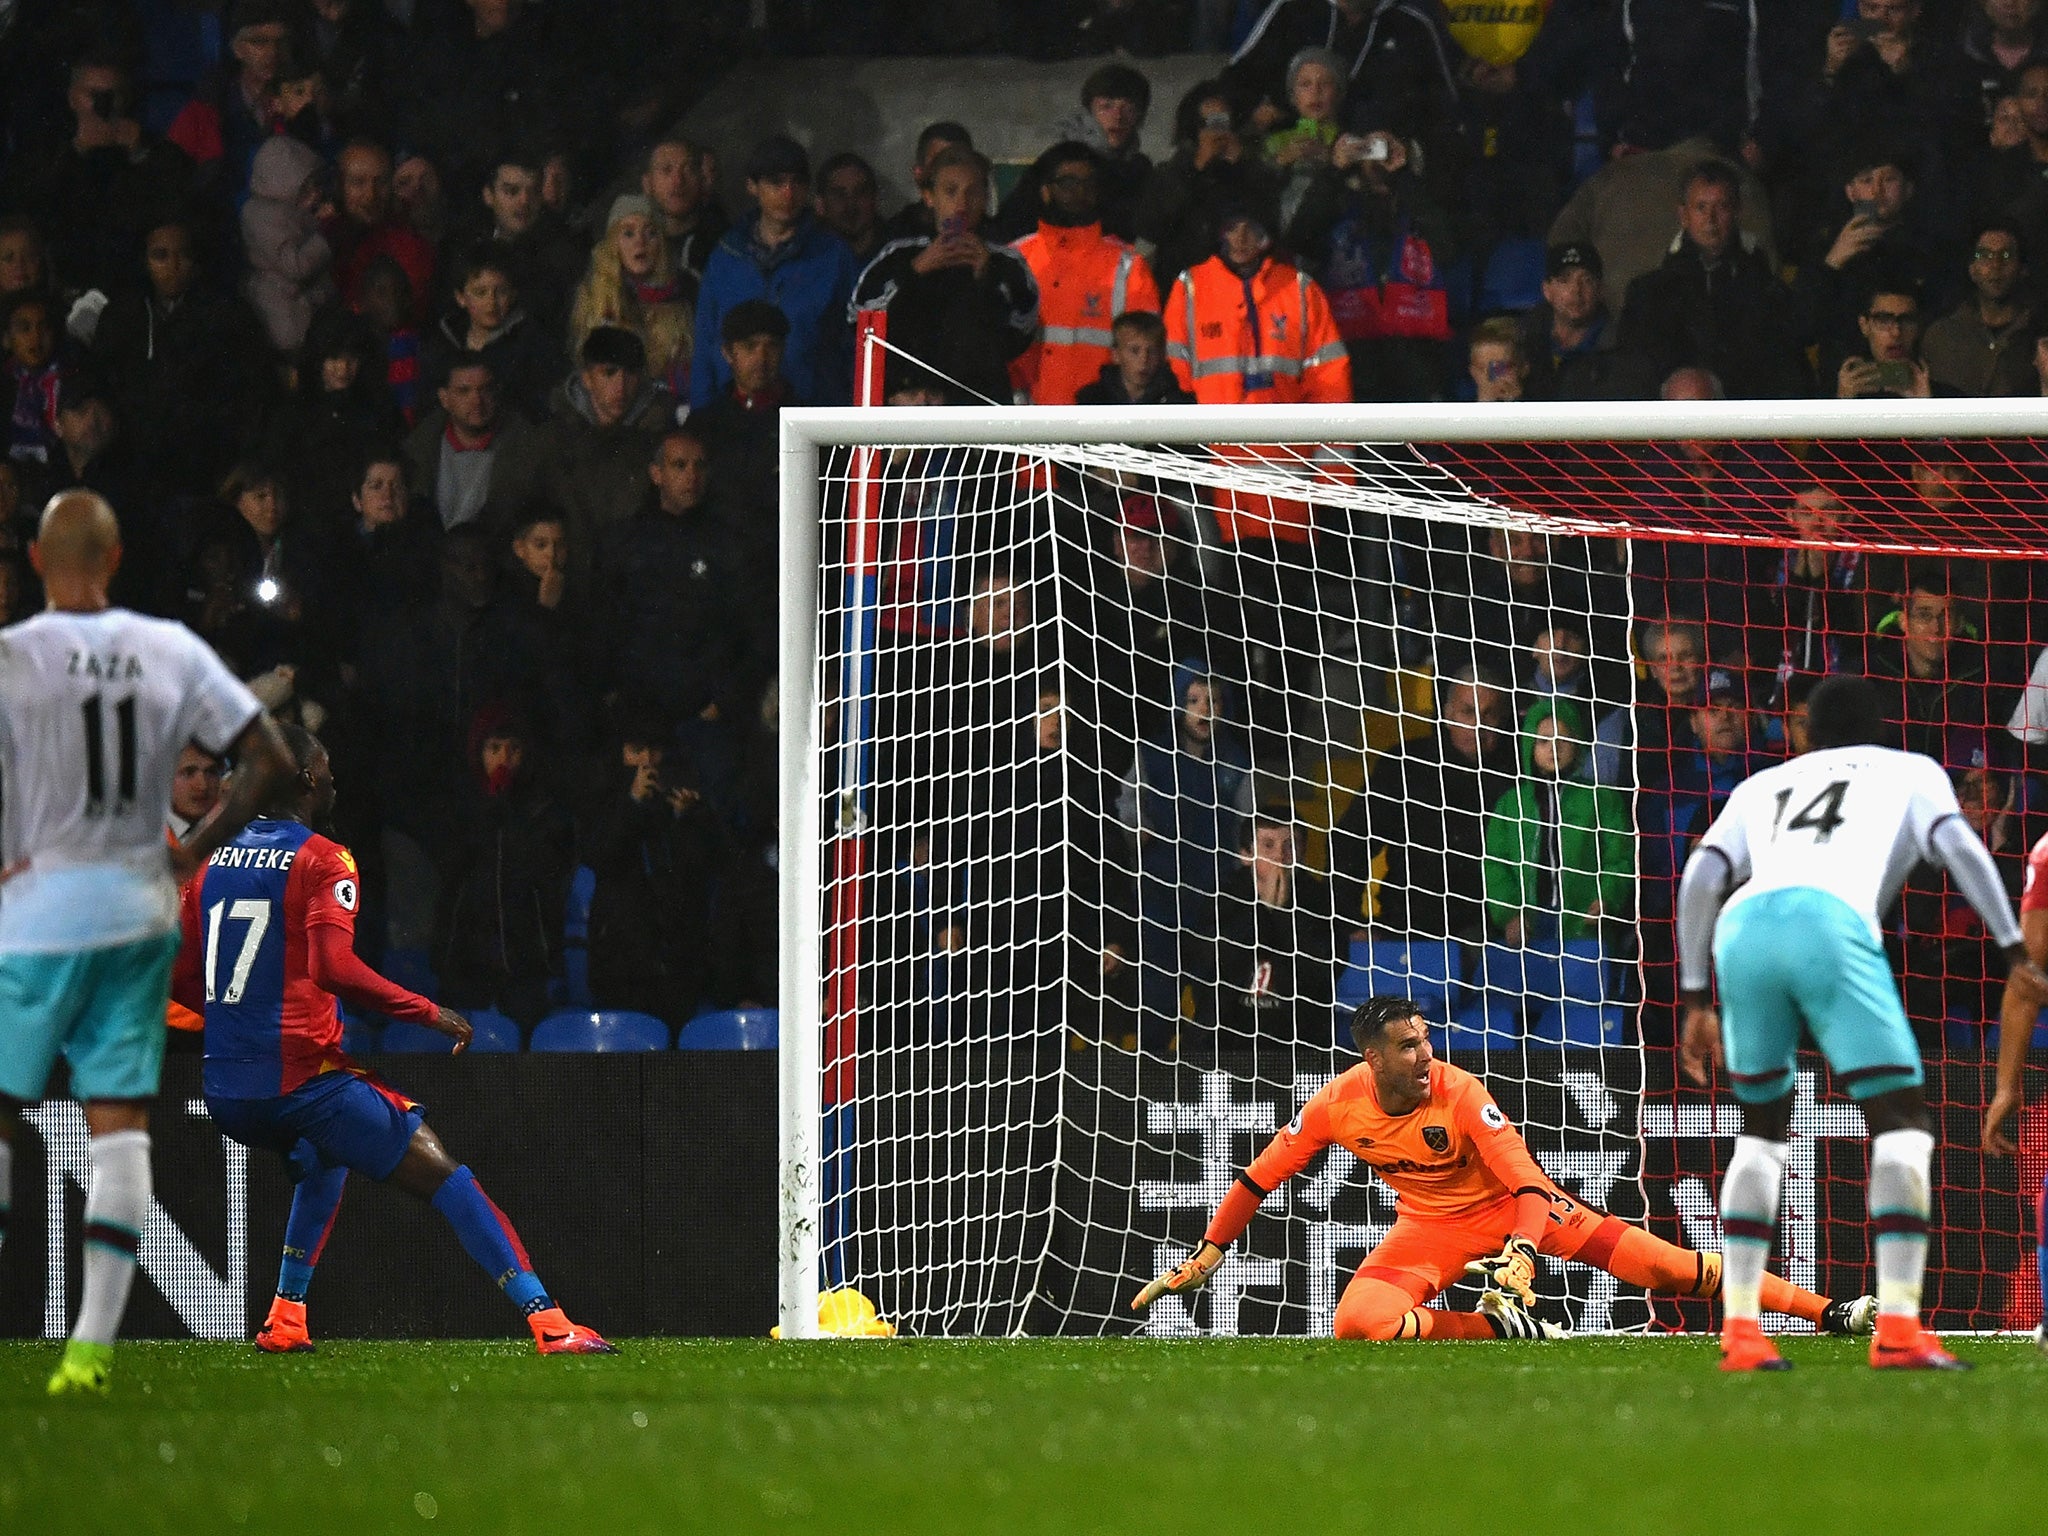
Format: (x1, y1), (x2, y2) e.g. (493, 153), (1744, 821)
(176, 818), (364, 1100)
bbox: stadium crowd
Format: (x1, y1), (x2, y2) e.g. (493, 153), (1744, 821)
(5, 0), (2048, 1050)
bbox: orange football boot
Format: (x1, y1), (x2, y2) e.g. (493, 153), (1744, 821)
(528, 1306), (617, 1355)
(1869, 1315), (1970, 1371)
(1719, 1317), (1791, 1372)
(255, 1297), (314, 1354)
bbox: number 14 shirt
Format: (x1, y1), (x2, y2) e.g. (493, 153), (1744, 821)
(1692, 744), (1963, 943)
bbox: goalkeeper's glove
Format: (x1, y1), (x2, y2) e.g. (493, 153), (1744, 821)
(1465, 1236), (1539, 1307)
(1131, 1241), (1224, 1311)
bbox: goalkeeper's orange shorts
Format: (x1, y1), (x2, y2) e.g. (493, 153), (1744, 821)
(1354, 1190), (1628, 1305)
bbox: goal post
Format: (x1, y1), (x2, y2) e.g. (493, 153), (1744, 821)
(778, 397), (2048, 1342)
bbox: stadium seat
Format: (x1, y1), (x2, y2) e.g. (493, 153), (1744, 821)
(677, 1009), (779, 1050)
(1530, 1000), (1628, 1048)
(1340, 938), (1464, 1024)
(379, 1009), (519, 1053)
(1476, 942), (1562, 1004)
(463, 1008), (523, 1052)
(564, 865), (595, 942)
(1448, 994), (1520, 1048)
(530, 1010), (670, 1052)
(1557, 939), (1610, 1003)
(377, 1020), (460, 1053)
(557, 866), (597, 1008)
(1478, 238), (1546, 315)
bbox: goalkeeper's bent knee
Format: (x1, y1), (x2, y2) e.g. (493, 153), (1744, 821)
(1334, 1277), (1421, 1341)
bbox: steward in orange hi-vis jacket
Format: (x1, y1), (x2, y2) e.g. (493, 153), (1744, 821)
(1163, 211), (1349, 406)
(1010, 143), (1161, 405)
(1134, 996), (1877, 1345)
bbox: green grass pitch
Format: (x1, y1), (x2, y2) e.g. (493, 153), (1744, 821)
(4, 1336), (2045, 1534)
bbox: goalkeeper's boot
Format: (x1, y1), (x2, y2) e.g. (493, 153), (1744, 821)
(255, 1296), (314, 1354)
(529, 1306), (617, 1356)
(45, 1340), (113, 1397)
(1869, 1316), (1970, 1371)
(1476, 1289), (1567, 1341)
(1718, 1318), (1791, 1372)
(1818, 1294), (1878, 1337)
(2035, 1322), (2048, 1357)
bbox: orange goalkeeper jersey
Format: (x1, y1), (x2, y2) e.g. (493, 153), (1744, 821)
(1244, 1059), (1554, 1219)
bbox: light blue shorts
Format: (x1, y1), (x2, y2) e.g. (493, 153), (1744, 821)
(0, 931), (181, 1103)
(1713, 887), (1922, 1104)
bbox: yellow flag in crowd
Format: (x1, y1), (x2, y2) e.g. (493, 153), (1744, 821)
(1444, 0), (1551, 66)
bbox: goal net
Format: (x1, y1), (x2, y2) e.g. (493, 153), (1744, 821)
(776, 398), (2048, 1340)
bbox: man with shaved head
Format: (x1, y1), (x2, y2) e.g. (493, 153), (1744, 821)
(0, 490), (293, 1395)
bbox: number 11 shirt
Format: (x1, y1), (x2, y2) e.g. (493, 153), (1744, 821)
(0, 608), (259, 954)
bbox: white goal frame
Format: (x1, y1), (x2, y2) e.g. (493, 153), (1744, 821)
(776, 396), (2048, 1340)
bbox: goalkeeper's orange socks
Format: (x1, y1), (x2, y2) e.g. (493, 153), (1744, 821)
(1716, 1134), (1788, 1328)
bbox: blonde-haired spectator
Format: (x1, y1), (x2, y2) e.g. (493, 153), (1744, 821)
(568, 194), (693, 399)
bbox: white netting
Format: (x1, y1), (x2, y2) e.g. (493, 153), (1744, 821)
(796, 411), (2048, 1339)
(808, 432), (1653, 1337)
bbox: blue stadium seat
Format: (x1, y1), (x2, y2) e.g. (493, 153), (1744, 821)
(557, 948), (593, 1009)
(1478, 238), (1547, 315)
(677, 1009), (779, 1050)
(1531, 1000), (1628, 1048)
(1475, 942), (1562, 1004)
(554, 866), (597, 1008)
(1448, 994), (1521, 1048)
(462, 1008), (522, 1052)
(530, 1010), (670, 1052)
(377, 1020), (463, 1053)
(564, 865), (595, 942)
(1558, 939), (1609, 1003)
(1339, 938), (1464, 1025)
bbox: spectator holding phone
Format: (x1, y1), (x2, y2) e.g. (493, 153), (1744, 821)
(1835, 279), (1934, 397)
(1799, 145), (1940, 364)
(1466, 317), (1528, 402)
(4, 55), (192, 301)
(850, 146), (1038, 404)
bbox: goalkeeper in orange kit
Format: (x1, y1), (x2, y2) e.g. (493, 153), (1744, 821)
(1135, 997), (1876, 1341)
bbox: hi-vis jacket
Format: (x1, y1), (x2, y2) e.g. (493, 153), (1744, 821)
(1164, 254), (1351, 405)
(1009, 222), (1160, 405)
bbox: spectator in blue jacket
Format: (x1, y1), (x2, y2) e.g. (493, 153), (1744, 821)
(689, 135), (860, 410)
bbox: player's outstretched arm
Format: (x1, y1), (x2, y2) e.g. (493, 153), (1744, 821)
(173, 713), (293, 882)
(1987, 908), (2048, 1155)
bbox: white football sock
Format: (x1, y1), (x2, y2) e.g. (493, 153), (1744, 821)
(74, 1130), (150, 1347)
(1869, 1128), (1935, 1320)
(1718, 1135), (1788, 1324)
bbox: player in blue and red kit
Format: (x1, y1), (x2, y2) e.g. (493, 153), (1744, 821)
(172, 723), (613, 1355)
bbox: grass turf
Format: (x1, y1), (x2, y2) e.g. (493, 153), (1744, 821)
(3, 1336), (2044, 1534)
